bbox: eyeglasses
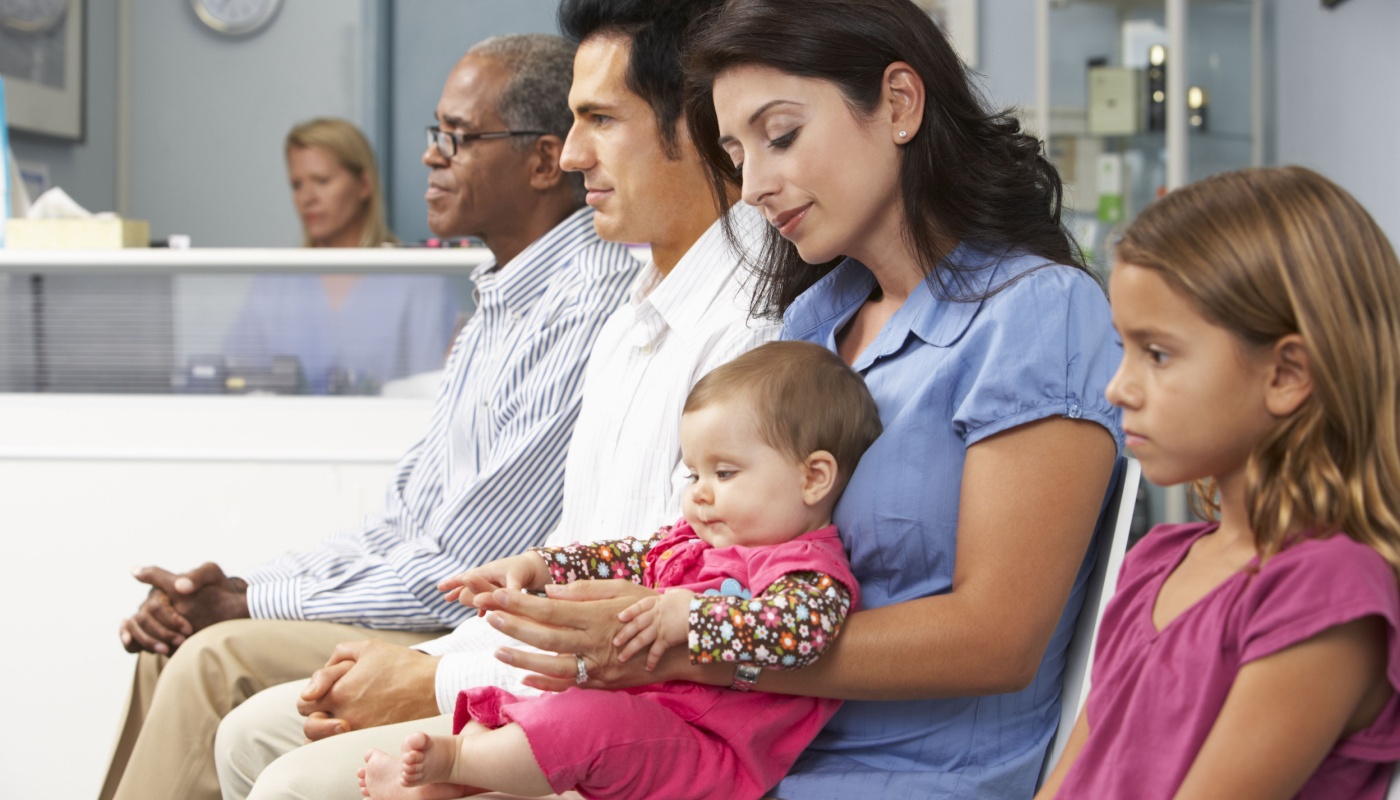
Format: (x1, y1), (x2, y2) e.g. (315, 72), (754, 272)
(426, 126), (546, 159)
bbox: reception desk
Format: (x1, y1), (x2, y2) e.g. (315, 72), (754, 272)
(0, 247), (487, 799)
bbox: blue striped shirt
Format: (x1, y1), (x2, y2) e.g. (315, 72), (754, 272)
(242, 208), (639, 629)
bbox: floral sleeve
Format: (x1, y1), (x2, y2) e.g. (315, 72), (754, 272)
(530, 528), (667, 586)
(687, 571), (852, 669)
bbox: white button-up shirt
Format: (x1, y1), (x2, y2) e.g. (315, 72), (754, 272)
(418, 205), (780, 707)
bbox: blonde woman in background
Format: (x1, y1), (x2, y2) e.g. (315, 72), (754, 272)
(285, 117), (398, 249)
(223, 118), (460, 395)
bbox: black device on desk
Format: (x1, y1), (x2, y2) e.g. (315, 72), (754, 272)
(184, 355), (306, 395)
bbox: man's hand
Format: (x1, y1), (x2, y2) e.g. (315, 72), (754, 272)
(118, 562), (250, 655)
(296, 640), (442, 741)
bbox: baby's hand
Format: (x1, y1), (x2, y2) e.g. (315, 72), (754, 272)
(438, 553), (548, 608)
(614, 589), (694, 670)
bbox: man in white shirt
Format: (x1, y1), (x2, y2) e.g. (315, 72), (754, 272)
(101, 34), (639, 800)
(215, 1), (779, 798)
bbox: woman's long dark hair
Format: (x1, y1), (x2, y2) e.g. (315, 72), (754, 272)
(683, 0), (1087, 318)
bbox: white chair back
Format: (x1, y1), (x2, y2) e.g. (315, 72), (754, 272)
(1038, 457), (1142, 786)
(1386, 762), (1400, 799)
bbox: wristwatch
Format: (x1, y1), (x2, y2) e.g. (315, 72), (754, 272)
(731, 662), (762, 692)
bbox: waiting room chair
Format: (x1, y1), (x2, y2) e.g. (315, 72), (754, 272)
(1038, 457), (1142, 786)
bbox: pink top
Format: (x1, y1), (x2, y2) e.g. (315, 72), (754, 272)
(1056, 522), (1400, 799)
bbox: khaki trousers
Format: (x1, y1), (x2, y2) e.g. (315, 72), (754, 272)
(222, 681), (583, 800)
(219, 679), (451, 800)
(98, 618), (439, 800)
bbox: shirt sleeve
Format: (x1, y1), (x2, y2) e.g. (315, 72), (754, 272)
(1238, 535), (1400, 668)
(413, 620), (539, 713)
(688, 571), (851, 668)
(531, 531), (665, 585)
(951, 266), (1122, 450)
(1237, 535), (1400, 761)
(240, 247), (637, 629)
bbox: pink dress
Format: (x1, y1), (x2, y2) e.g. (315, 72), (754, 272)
(1056, 522), (1400, 798)
(454, 522), (860, 800)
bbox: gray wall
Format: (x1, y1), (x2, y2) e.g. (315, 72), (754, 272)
(7, 1), (1400, 247)
(385, 0), (561, 244)
(8, 0), (119, 213)
(1274, 0), (1400, 243)
(126, 0), (376, 246)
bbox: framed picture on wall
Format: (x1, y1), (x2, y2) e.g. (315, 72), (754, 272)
(0, 0), (84, 141)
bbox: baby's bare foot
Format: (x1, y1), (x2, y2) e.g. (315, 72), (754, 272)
(401, 730), (463, 787)
(362, 749), (417, 800)
(362, 740), (482, 800)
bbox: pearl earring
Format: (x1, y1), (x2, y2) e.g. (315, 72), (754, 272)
(898, 130), (908, 138)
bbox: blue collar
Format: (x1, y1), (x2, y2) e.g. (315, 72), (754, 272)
(783, 242), (1009, 368)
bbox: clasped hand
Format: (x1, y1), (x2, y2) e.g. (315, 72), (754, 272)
(297, 639), (441, 741)
(118, 562), (249, 655)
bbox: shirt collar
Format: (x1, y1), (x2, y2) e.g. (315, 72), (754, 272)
(783, 241), (1007, 366)
(471, 206), (599, 312)
(625, 203), (761, 342)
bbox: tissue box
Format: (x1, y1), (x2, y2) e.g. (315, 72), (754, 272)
(6, 218), (151, 249)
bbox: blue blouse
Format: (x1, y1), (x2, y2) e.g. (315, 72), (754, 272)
(776, 245), (1123, 799)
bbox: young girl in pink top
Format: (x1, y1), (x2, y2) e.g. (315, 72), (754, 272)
(1039, 165), (1400, 799)
(358, 340), (882, 800)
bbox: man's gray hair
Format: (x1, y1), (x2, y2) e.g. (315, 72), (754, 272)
(469, 34), (582, 203)
(469, 33), (573, 142)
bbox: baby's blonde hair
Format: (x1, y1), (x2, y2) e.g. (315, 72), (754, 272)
(285, 117), (397, 248)
(1118, 166), (1400, 569)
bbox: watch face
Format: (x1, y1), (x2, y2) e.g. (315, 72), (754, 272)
(0, 0), (68, 33)
(192, 0), (282, 36)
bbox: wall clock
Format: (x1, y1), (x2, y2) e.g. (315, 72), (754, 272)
(191, 0), (282, 36)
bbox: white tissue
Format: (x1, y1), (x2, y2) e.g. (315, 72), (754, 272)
(26, 186), (98, 219)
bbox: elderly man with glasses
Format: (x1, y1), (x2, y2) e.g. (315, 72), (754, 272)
(100, 33), (639, 800)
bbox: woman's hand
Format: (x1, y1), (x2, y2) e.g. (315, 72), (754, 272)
(484, 579), (684, 691)
(438, 552), (548, 607)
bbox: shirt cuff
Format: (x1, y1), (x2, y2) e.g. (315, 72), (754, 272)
(245, 577), (305, 621)
(434, 650), (544, 714)
(413, 630), (463, 656)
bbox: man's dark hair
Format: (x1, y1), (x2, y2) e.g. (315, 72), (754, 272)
(558, 0), (723, 159)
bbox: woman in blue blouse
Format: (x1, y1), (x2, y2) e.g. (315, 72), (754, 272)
(485, 0), (1122, 796)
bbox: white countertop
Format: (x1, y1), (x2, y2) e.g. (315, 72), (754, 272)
(0, 246), (495, 274)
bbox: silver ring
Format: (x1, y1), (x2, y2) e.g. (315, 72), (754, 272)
(574, 654), (589, 685)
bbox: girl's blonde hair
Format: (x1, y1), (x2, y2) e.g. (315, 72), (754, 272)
(1118, 166), (1400, 570)
(284, 117), (397, 248)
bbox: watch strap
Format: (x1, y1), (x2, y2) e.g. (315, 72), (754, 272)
(731, 662), (762, 692)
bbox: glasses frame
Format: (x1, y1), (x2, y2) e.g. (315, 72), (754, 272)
(426, 126), (548, 159)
